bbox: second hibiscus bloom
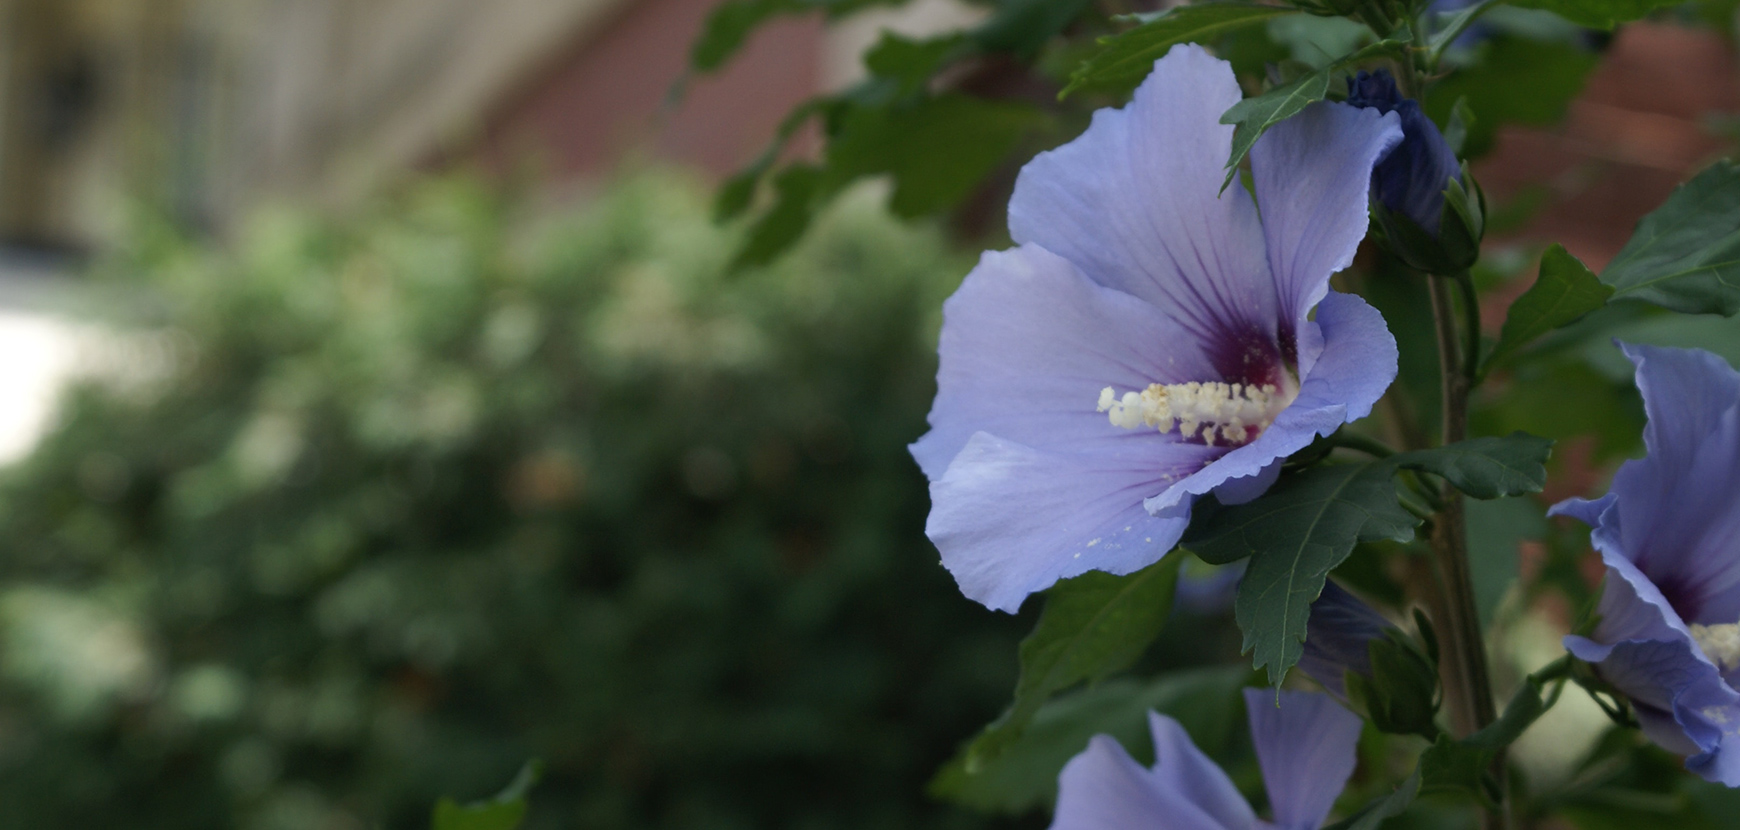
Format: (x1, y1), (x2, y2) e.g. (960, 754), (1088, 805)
(1553, 342), (1740, 785)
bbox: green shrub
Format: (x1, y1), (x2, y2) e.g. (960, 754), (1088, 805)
(0, 173), (1037, 829)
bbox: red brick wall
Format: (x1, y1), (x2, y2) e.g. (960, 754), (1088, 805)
(480, 10), (1737, 262)
(477, 0), (822, 181)
(1477, 23), (1740, 270)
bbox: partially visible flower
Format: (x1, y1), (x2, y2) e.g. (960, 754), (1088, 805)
(1552, 342), (1740, 786)
(1346, 70), (1462, 238)
(1300, 580), (1391, 699)
(1301, 581), (1439, 738)
(910, 45), (1403, 612)
(1051, 689), (1362, 830)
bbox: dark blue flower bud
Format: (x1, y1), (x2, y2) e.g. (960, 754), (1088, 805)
(1300, 580), (1390, 699)
(1347, 70), (1462, 237)
(1302, 581), (1441, 738)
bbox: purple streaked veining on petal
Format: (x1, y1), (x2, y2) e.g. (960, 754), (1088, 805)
(912, 43), (1402, 612)
(1551, 342), (1740, 785)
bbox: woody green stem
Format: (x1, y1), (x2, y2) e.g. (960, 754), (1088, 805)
(1428, 272), (1503, 828)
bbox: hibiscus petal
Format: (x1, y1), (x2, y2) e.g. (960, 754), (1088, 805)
(1687, 731), (1740, 786)
(1586, 556), (1698, 648)
(1672, 406), (1740, 624)
(1245, 689), (1363, 830)
(1546, 493), (1614, 531)
(1050, 717), (1251, 830)
(1147, 712), (1258, 830)
(1606, 371), (1740, 622)
(1212, 458), (1282, 506)
(1624, 342), (1740, 482)
(1145, 290), (1397, 514)
(1563, 637), (1719, 758)
(1676, 671), (1740, 784)
(1278, 292), (1398, 426)
(910, 244), (1218, 481)
(1251, 101), (1402, 340)
(1006, 44), (1280, 378)
(1050, 735), (1177, 830)
(927, 431), (1211, 612)
(1566, 636), (1704, 720)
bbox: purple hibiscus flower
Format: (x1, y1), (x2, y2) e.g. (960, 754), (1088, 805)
(909, 44), (1403, 612)
(1552, 342), (1740, 785)
(1051, 688), (1363, 830)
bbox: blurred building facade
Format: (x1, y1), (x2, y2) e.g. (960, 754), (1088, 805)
(0, 0), (834, 250)
(1, 0), (1735, 264)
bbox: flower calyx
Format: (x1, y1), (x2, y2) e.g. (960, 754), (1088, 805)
(1371, 160), (1486, 275)
(1345, 627), (1442, 740)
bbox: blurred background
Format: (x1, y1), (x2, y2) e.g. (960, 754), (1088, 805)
(0, 0), (1736, 828)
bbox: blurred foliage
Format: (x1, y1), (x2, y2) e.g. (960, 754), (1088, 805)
(0, 172), (1053, 829)
(432, 761), (541, 830)
(693, 0), (1664, 268)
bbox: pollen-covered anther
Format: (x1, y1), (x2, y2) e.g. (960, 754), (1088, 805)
(1097, 381), (1287, 445)
(1691, 622), (1740, 672)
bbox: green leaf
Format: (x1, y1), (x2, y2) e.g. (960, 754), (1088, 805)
(1421, 673), (1553, 799)
(1428, 0), (1503, 58)
(691, 0), (896, 72)
(1420, 733), (1492, 799)
(691, 0), (799, 72)
(1505, 0), (1684, 29)
(1064, 4), (1298, 96)
(864, 33), (974, 97)
(824, 94), (1047, 218)
(1182, 462), (1419, 685)
(931, 666), (1249, 814)
(1389, 433), (1554, 500)
(729, 93), (1044, 268)
(730, 165), (826, 271)
(1218, 72), (1332, 189)
(1217, 31), (1409, 189)
(1487, 244), (1614, 368)
(433, 801), (525, 830)
(1601, 160), (1740, 316)
(1182, 462), (1419, 565)
(973, 0), (1094, 58)
(1346, 631), (1440, 739)
(714, 98), (830, 222)
(1324, 767), (1421, 830)
(963, 555), (1184, 766)
(432, 761), (544, 830)
(1442, 96), (1475, 157)
(1265, 15), (1374, 70)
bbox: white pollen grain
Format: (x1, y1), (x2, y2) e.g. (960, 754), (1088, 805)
(1692, 622), (1740, 672)
(1097, 379), (1293, 447)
